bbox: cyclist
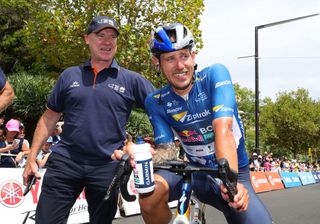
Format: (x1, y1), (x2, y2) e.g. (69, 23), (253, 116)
(139, 23), (272, 224)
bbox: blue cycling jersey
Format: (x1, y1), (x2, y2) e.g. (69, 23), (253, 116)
(145, 64), (249, 168)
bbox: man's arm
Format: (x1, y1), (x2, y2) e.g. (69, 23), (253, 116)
(0, 81), (14, 112)
(22, 108), (61, 185)
(213, 117), (238, 172)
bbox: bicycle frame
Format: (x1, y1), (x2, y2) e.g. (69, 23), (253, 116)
(173, 174), (206, 224)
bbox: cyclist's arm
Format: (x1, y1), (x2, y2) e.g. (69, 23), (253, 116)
(153, 142), (177, 164)
(214, 117), (238, 172)
(207, 64), (239, 172)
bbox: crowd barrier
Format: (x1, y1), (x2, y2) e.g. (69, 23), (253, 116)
(1, 168), (319, 224)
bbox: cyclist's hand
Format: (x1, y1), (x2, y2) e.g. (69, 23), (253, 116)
(220, 182), (249, 212)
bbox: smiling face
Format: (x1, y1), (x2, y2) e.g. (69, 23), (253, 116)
(158, 48), (196, 96)
(84, 28), (118, 67)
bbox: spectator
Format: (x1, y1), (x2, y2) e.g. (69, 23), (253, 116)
(0, 67), (14, 112)
(36, 137), (53, 168)
(0, 114), (5, 142)
(174, 137), (188, 161)
(22, 15), (154, 224)
(263, 157), (271, 171)
(249, 152), (259, 171)
(0, 119), (30, 167)
(51, 122), (63, 145)
(257, 155), (263, 170)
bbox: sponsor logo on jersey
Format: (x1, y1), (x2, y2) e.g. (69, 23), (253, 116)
(182, 135), (204, 143)
(172, 111), (187, 122)
(153, 94), (160, 99)
(195, 73), (207, 81)
(215, 80), (232, 88)
(185, 109), (210, 122)
(212, 104), (234, 113)
(167, 107), (183, 114)
(195, 92), (208, 102)
(154, 134), (165, 142)
(108, 83), (125, 93)
(179, 130), (198, 137)
(178, 130), (203, 143)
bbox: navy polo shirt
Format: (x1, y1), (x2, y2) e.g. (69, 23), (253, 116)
(0, 68), (7, 91)
(47, 59), (154, 164)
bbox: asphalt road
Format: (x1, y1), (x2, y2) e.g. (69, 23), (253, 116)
(113, 183), (320, 224)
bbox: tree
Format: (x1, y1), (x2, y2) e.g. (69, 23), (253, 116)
(260, 88), (319, 159)
(23, 0), (204, 84)
(234, 83), (255, 153)
(0, 0), (32, 73)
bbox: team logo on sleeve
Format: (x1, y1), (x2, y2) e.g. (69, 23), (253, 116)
(213, 105), (224, 112)
(212, 105), (234, 113)
(215, 80), (232, 88)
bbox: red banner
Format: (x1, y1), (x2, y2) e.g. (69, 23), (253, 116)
(265, 172), (285, 190)
(250, 172), (272, 193)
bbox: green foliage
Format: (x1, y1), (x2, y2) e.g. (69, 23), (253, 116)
(22, 0), (204, 83)
(5, 72), (56, 140)
(260, 88), (320, 158)
(0, 0), (32, 72)
(234, 83), (255, 153)
(126, 108), (153, 140)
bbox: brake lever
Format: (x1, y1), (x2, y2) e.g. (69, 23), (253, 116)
(218, 158), (238, 202)
(23, 175), (36, 196)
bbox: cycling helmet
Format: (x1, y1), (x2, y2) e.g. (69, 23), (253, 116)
(150, 23), (194, 56)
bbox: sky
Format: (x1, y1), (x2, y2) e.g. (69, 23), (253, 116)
(197, 0), (320, 100)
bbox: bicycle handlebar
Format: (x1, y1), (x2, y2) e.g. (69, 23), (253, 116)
(104, 153), (136, 202)
(154, 158), (238, 202)
(106, 156), (238, 203)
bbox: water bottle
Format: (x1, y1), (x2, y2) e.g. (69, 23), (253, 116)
(132, 136), (154, 193)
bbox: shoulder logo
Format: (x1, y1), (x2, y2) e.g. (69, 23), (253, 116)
(213, 105), (224, 112)
(215, 80), (231, 88)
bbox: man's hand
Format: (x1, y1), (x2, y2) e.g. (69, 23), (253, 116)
(220, 182), (249, 212)
(111, 141), (136, 167)
(22, 159), (41, 186)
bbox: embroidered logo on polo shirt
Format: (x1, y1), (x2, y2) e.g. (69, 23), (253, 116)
(70, 81), (80, 88)
(108, 83), (125, 93)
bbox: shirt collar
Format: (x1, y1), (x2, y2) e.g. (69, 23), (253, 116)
(83, 58), (120, 71)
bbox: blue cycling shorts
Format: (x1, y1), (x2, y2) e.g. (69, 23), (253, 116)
(155, 165), (272, 224)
